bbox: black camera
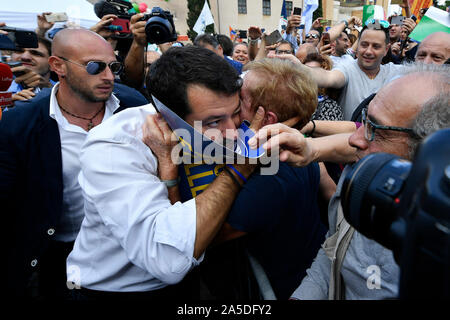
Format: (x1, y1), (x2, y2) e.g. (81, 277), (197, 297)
(143, 7), (177, 44)
(341, 128), (450, 299)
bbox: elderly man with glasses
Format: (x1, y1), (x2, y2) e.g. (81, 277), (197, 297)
(250, 63), (450, 299)
(0, 28), (148, 299)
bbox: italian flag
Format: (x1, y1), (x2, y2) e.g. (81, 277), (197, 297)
(409, 6), (450, 42)
(362, 5), (385, 26)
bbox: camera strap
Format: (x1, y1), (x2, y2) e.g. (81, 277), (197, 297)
(328, 202), (356, 300)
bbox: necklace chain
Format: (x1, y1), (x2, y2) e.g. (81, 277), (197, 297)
(59, 105), (105, 130)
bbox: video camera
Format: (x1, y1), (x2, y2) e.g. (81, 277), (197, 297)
(94, 0), (177, 45)
(341, 128), (450, 299)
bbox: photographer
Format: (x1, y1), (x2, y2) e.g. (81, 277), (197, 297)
(8, 36), (55, 102)
(120, 13), (148, 90)
(250, 63), (449, 299)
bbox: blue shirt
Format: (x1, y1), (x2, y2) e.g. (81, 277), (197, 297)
(225, 56), (243, 74)
(226, 162), (327, 300)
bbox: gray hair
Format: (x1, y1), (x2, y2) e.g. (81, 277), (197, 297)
(398, 63), (450, 157)
(400, 62), (450, 92)
(408, 92), (450, 157)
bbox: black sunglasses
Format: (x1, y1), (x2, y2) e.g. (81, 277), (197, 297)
(306, 33), (319, 39)
(58, 56), (123, 75)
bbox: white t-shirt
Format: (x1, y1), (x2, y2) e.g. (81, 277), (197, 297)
(335, 59), (402, 120)
(330, 54), (354, 69)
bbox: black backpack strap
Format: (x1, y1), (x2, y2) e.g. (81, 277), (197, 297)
(350, 93), (376, 123)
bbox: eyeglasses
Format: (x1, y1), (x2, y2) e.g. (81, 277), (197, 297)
(364, 19), (390, 30)
(305, 33), (319, 39)
(275, 49), (293, 54)
(361, 108), (414, 142)
(57, 56), (123, 75)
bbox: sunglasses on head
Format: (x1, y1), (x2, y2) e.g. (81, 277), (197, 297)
(306, 33), (319, 39)
(58, 56), (123, 75)
(364, 19), (390, 30)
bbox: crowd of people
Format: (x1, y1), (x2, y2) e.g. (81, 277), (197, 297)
(1, 2), (449, 302)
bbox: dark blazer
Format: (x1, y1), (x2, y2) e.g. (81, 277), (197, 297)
(0, 83), (148, 296)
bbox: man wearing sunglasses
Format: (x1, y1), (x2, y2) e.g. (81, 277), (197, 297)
(305, 30), (321, 47)
(0, 28), (148, 299)
(251, 63), (449, 299)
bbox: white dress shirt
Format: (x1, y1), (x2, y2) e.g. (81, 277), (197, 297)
(49, 83), (120, 242)
(67, 104), (202, 292)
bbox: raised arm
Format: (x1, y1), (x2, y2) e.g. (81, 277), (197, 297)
(266, 51), (346, 88)
(301, 120), (357, 137)
(121, 13), (147, 89)
(249, 123), (357, 167)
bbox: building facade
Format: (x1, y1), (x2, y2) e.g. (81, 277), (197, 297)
(88, 0), (366, 42)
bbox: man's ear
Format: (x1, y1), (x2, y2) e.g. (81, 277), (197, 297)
(216, 44), (224, 56)
(48, 56), (66, 78)
(384, 42), (391, 57)
(263, 111), (278, 126)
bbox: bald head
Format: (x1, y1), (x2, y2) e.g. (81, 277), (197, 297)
(415, 32), (450, 65)
(296, 43), (318, 63)
(52, 28), (113, 59)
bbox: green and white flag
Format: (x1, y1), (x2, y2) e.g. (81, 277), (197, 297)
(362, 5), (385, 26)
(409, 6), (450, 42)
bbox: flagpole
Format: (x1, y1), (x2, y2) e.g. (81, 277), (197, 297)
(216, 0), (221, 34)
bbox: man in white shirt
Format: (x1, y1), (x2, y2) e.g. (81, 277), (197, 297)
(277, 20), (403, 120)
(67, 46), (263, 299)
(0, 28), (148, 299)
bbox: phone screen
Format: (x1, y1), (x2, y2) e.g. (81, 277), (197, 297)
(322, 33), (330, 45)
(391, 16), (405, 26)
(265, 30), (282, 46)
(293, 7), (302, 15)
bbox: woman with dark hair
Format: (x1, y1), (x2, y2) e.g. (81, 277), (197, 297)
(232, 42), (249, 65)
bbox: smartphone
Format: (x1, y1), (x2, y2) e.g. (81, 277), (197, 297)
(293, 7), (302, 16)
(320, 19), (331, 26)
(391, 16), (405, 26)
(265, 30), (282, 46)
(322, 32), (330, 45)
(0, 27), (39, 50)
(110, 18), (131, 34)
(239, 30), (247, 39)
(45, 12), (68, 23)
(6, 61), (25, 77)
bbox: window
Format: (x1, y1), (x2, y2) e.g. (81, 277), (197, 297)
(285, 1), (293, 16)
(263, 0), (271, 16)
(238, 0), (247, 14)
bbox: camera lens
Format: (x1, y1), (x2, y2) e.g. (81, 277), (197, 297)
(341, 153), (411, 246)
(144, 8), (177, 45)
(146, 20), (171, 44)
